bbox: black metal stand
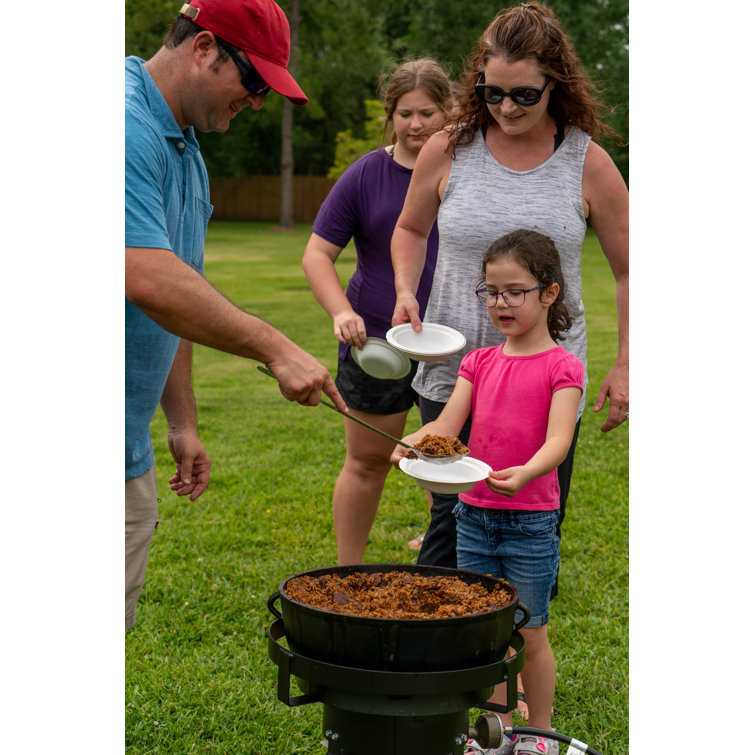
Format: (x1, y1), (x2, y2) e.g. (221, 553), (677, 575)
(268, 618), (525, 755)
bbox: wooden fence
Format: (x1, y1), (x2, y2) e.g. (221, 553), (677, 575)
(209, 175), (336, 223)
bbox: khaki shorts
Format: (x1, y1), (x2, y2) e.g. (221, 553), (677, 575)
(125, 465), (158, 631)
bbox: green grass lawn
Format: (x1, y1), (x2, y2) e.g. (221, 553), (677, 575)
(125, 223), (628, 755)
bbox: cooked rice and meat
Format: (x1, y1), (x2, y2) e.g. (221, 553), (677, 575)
(284, 571), (513, 619)
(406, 434), (469, 458)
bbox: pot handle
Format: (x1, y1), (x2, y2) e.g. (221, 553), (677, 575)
(514, 601), (530, 632)
(267, 591), (283, 620)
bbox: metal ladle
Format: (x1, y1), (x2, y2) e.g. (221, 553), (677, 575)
(257, 366), (468, 464)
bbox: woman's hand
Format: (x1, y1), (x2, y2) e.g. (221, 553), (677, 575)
(593, 360), (629, 432)
(391, 291), (422, 330)
(333, 310), (367, 349)
(390, 132), (450, 331)
(583, 142), (628, 434)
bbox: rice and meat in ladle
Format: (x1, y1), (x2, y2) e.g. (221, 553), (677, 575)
(406, 434), (469, 459)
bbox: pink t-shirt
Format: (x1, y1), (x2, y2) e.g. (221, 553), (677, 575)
(457, 345), (584, 511)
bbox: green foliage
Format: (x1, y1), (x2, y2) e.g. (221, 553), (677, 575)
(125, 223), (627, 755)
(124, 0), (628, 176)
(326, 100), (386, 179)
(392, 0), (505, 74)
(548, 0), (629, 179)
(125, 0), (176, 58)
(288, 0), (391, 175)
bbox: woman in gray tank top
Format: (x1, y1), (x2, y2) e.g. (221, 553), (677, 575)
(390, 3), (627, 738)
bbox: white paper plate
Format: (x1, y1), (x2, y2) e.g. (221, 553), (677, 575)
(386, 323), (466, 362)
(399, 456), (492, 494)
(350, 337), (411, 379)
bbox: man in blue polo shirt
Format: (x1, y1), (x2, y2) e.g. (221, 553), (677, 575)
(125, 0), (346, 631)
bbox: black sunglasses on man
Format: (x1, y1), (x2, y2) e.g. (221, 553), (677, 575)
(215, 36), (271, 96)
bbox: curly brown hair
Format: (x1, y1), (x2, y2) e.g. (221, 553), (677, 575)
(450, 2), (619, 153)
(477, 229), (572, 343)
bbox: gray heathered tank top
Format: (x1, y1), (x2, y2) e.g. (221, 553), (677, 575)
(413, 126), (591, 415)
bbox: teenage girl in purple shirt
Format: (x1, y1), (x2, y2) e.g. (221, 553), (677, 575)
(302, 60), (453, 563)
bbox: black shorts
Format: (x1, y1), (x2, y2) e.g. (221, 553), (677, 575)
(335, 349), (420, 415)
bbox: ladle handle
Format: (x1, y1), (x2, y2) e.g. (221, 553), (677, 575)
(319, 398), (415, 450)
(256, 365), (414, 451)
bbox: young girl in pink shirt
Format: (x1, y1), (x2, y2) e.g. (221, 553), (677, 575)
(391, 229), (583, 755)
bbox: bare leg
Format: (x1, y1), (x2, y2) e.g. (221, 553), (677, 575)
(485, 625), (555, 731)
(408, 491), (433, 550)
(333, 408), (411, 564)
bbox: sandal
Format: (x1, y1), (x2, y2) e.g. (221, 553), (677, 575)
(465, 737), (514, 754)
(512, 735), (559, 754)
(514, 690), (529, 721)
(407, 532), (425, 551)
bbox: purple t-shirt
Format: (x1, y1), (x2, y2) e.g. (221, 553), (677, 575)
(457, 345), (584, 511)
(312, 148), (439, 359)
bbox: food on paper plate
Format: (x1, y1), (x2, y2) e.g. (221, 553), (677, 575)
(406, 434), (469, 458)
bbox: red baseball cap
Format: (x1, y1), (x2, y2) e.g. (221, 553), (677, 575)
(178, 0), (308, 105)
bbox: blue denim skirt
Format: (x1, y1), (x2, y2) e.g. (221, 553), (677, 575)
(453, 502), (560, 627)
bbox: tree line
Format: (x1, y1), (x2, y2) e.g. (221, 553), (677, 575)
(125, 0), (628, 183)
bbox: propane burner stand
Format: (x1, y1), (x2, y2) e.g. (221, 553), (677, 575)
(268, 617), (524, 755)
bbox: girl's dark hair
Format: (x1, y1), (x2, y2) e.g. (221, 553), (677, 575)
(379, 59), (453, 145)
(478, 229), (572, 342)
(449, 2), (621, 154)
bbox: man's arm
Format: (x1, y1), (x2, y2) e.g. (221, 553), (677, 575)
(125, 246), (347, 411)
(159, 338), (210, 501)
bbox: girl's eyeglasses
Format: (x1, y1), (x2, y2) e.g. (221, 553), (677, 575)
(216, 37), (271, 96)
(474, 75), (551, 107)
(475, 285), (545, 307)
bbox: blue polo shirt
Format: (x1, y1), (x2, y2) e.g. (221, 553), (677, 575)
(125, 56), (213, 480)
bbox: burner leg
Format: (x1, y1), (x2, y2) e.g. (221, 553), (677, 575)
(323, 727), (343, 754)
(322, 705), (469, 755)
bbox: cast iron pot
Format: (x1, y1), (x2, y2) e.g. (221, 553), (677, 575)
(267, 563), (530, 673)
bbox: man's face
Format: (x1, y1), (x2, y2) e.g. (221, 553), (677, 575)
(184, 40), (267, 133)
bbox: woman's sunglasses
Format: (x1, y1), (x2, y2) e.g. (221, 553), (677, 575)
(216, 37), (271, 96)
(474, 74), (551, 107)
